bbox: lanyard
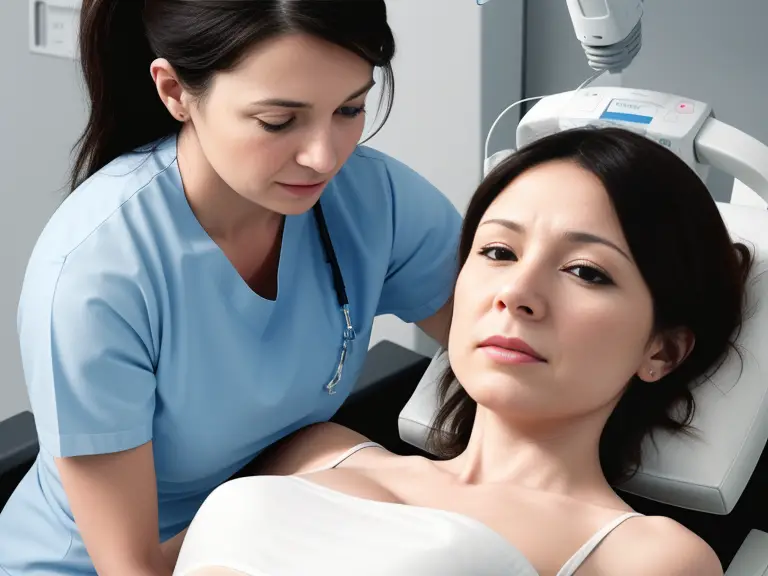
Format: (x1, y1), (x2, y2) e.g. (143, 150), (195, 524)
(312, 203), (356, 394)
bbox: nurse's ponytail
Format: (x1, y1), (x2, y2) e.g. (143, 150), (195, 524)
(69, 0), (396, 194)
(71, 0), (176, 192)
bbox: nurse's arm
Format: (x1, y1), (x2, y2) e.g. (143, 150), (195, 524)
(415, 299), (452, 348)
(56, 441), (173, 576)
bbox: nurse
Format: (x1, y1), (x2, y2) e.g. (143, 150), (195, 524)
(0, 1), (461, 575)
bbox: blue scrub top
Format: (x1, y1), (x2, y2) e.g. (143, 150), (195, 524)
(0, 133), (462, 575)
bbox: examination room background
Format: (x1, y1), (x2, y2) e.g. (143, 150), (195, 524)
(0, 0), (766, 427)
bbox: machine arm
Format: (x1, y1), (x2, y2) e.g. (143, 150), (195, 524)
(565, 0), (644, 74)
(477, 0), (643, 74)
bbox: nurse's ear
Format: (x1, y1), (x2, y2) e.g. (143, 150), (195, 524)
(150, 58), (193, 123)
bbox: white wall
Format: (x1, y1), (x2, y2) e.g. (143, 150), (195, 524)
(0, 1), (87, 423)
(0, 0), (524, 422)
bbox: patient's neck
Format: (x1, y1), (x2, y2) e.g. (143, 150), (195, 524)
(438, 407), (612, 497)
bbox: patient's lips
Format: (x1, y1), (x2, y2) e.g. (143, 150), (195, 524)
(478, 335), (546, 364)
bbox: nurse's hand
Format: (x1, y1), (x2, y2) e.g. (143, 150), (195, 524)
(56, 441), (174, 576)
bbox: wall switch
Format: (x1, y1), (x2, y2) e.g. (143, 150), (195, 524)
(29, 0), (82, 59)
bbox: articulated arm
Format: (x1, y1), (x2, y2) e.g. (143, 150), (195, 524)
(477, 0), (643, 74)
(565, 0), (644, 73)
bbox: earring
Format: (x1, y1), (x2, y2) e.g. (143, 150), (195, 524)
(649, 368), (655, 378)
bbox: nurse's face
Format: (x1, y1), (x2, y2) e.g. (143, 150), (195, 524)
(180, 33), (374, 215)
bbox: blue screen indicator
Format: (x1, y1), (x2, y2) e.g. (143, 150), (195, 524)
(599, 99), (657, 125)
(599, 110), (654, 125)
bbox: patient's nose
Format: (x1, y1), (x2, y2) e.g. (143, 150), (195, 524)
(493, 267), (547, 321)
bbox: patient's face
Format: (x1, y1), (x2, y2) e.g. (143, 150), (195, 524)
(448, 160), (657, 422)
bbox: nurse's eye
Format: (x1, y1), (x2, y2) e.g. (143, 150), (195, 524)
(337, 105), (366, 118)
(479, 245), (517, 261)
(257, 117), (296, 133)
(564, 262), (614, 285)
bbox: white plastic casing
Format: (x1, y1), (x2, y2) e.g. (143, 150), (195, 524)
(566, 0), (643, 46)
(516, 86), (714, 183)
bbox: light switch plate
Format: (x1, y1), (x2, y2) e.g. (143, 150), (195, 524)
(29, 0), (82, 59)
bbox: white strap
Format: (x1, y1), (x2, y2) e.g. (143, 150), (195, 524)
(305, 441), (384, 474)
(555, 512), (644, 576)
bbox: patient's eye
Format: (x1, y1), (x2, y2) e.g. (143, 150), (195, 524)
(479, 245), (517, 261)
(564, 262), (614, 285)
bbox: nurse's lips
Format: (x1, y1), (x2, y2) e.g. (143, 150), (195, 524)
(277, 181), (327, 196)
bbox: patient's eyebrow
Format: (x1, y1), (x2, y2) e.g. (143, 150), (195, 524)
(250, 79), (376, 109)
(480, 218), (631, 261)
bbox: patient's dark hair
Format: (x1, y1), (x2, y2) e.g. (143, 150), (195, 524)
(427, 127), (754, 485)
(71, 0), (395, 192)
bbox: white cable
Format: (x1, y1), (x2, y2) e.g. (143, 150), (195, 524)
(577, 69), (607, 90)
(483, 70), (607, 162)
(483, 95), (548, 161)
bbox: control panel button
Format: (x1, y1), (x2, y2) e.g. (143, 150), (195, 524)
(676, 101), (695, 114)
(571, 90), (603, 113)
(664, 111), (679, 123)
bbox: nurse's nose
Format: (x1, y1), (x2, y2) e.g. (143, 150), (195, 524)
(296, 127), (337, 175)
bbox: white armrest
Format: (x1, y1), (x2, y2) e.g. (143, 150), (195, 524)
(725, 530), (768, 576)
(398, 351), (449, 448)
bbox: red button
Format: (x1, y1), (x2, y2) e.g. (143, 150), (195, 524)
(677, 102), (694, 114)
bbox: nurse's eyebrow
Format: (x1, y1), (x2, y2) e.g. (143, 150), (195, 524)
(252, 79), (376, 109)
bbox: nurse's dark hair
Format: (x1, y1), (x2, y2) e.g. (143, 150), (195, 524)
(426, 127), (755, 486)
(69, 0), (395, 193)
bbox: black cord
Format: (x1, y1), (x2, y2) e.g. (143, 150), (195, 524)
(312, 203), (349, 307)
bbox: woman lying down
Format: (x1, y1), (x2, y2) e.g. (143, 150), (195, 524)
(170, 127), (752, 576)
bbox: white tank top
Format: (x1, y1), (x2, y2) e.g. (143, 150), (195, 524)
(173, 442), (642, 576)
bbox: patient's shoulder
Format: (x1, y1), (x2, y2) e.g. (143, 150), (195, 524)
(257, 422), (382, 476)
(596, 515), (722, 576)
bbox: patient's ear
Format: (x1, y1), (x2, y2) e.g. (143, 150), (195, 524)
(638, 327), (695, 383)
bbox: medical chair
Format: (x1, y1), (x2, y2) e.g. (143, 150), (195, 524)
(1, 208), (767, 575)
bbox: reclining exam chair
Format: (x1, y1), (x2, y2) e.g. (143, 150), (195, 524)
(398, 200), (768, 575)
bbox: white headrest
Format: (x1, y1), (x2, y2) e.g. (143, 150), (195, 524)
(399, 201), (768, 515)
